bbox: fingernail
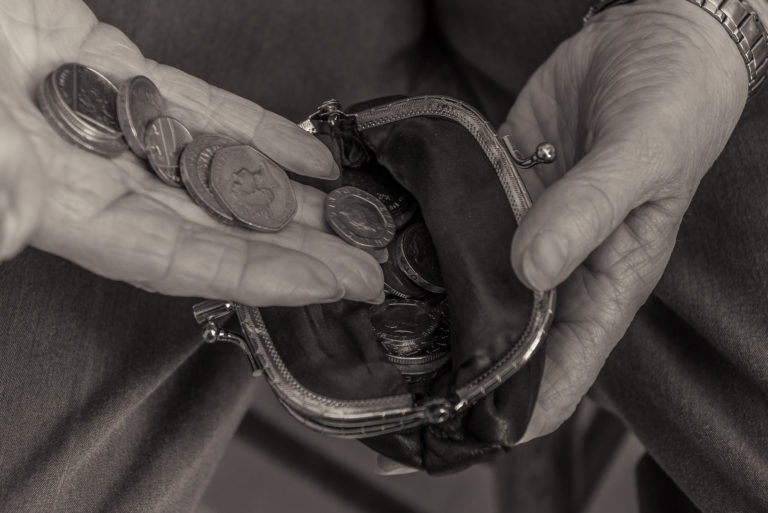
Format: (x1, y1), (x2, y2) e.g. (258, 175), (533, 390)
(307, 265), (344, 302)
(362, 289), (386, 305)
(326, 160), (341, 180)
(378, 465), (420, 476)
(369, 248), (388, 264)
(317, 286), (345, 304)
(521, 232), (567, 290)
(376, 457), (420, 476)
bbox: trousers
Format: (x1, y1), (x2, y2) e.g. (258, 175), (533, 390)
(1, 1), (766, 511)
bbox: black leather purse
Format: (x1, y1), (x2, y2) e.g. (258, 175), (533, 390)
(194, 95), (556, 473)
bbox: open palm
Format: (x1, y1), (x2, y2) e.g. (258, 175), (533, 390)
(0, 0), (384, 306)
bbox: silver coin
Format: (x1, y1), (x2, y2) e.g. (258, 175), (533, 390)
(390, 354), (450, 375)
(342, 168), (416, 229)
(209, 145), (297, 232)
(391, 201), (418, 230)
(386, 338), (449, 365)
(370, 299), (439, 344)
(179, 135), (239, 225)
(50, 63), (123, 139)
(388, 337), (450, 376)
(378, 337), (433, 357)
(144, 117), (193, 188)
(117, 75), (167, 158)
(45, 72), (122, 143)
(37, 75), (126, 157)
(395, 223), (445, 294)
(381, 243), (426, 299)
(325, 186), (396, 250)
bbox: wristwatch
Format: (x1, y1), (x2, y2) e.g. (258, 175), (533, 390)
(584, 0), (768, 96)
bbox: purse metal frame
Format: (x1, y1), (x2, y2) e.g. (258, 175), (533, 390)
(194, 96), (556, 438)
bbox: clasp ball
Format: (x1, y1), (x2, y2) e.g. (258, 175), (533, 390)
(202, 322), (219, 344)
(536, 142), (557, 163)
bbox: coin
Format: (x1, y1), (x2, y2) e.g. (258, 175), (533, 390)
(209, 145), (297, 232)
(43, 71), (127, 145)
(50, 63), (123, 138)
(390, 355), (450, 375)
(392, 201), (418, 230)
(381, 244), (426, 299)
(395, 223), (445, 294)
(37, 74), (127, 157)
(370, 299), (439, 345)
(389, 340), (450, 379)
(180, 135), (239, 225)
(325, 186), (396, 249)
(342, 167), (417, 229)
(117, 75), (167, 158)
(144, 117), (193, 188)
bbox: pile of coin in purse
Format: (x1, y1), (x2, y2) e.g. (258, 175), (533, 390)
(323, 181), (450, 386)
(37, 63), (451, 385)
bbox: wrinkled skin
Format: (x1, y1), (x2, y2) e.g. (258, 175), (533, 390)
(0, 0), (385, 307)
(379, 0), (750, 473)
(0, 0), (755, 474)
(502, 0), (747, 441)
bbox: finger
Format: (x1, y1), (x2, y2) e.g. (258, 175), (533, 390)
(375, 455), (420, 476)
(125, 164), (332, 234)
(519, 202), (681, 442)
(123, 167), (388, 265)
(0, 118), (47, 260)
(510, 140), (665, 291)
(76, 25), (339, 179)
(32, 191), (384, 305)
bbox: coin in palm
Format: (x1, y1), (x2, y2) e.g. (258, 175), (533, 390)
(117, 75), (167, 158)
(51, 63), (123, 138)
(37, 71), (127, 157)
(144, 117), (193, 187)
(180, 134), (239, 225)
(209, 145), (297, 232)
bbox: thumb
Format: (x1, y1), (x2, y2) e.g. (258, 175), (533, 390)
(511, 139), (661, 291)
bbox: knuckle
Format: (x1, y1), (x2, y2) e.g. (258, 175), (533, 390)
(559, 178), (621, 241)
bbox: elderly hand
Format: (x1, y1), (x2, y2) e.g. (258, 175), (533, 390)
(0, 0), (385, 306)
(501, 0), (749, 441)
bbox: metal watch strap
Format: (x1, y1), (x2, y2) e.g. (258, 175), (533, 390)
(584, 0), (768, 96)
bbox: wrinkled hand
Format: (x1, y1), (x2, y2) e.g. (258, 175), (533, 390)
(0, 0), (384, 306)
(501, 0), (748, 441)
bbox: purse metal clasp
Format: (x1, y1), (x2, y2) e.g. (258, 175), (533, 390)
(192, 300), (263, 377)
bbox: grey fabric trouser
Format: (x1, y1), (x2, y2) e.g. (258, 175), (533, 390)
(1, 1), (766, 511)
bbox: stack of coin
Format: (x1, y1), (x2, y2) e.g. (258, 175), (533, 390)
(369, 299), (450, 384)
(37, 63), (128, 157)
(36, 63), (297, 234)
(316, 104), (453, 385)
(370, 299), (439, 355)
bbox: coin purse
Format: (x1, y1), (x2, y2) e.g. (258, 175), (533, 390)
(197, 96), (556, 473)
